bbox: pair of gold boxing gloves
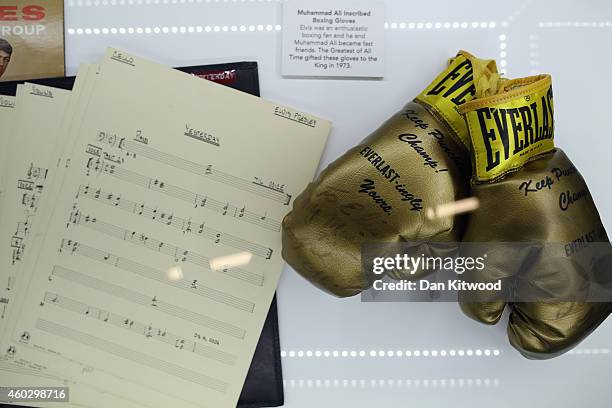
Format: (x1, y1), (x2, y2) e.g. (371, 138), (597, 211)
(281, 51), (611, 359)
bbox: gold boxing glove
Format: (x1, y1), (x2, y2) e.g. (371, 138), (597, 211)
(458, 74), (612, 358)
(282, 51), (500, 297)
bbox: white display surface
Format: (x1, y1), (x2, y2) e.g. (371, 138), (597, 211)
(63, 0), (612, 406)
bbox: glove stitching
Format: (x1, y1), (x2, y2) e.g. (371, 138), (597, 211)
(458, 75), (551, 114)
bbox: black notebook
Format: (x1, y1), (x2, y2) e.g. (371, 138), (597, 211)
(0, 61), (284, 408)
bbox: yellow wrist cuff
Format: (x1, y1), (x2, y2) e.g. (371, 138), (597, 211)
(415, 50), (500, 150)
(459, 74), (555, 182)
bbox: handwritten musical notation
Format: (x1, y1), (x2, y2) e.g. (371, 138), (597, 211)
(66, 208), (264, 287)
(18, 163), (48, 210)
(27, 162), (49, 182)
(50, 265), (246, 340)
(10, 234), (25, 268)
(8, 163), (50, 272)
(1, 298), (7, 319)
(43, 292), (237, 365)
(36, 318), (227, 392)
(76, 184), (273, 259)
(85, 157), (281, 232)
(5, 277), (13, 293)
(59, 239), (255, 313)
(119, 139), (292, 205)
(0, 50), (330, 408)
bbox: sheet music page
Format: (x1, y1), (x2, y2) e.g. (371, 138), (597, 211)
(0, 94), (18, 219)
(0, 83), (71, 318)
(0, 73), (155, 408)
(0, 95), (14, 188)
(0, 66), (94, 336)
(2, 48), (330, 408)
(0, 88), (152, 408)
(0, 67), (193, 408)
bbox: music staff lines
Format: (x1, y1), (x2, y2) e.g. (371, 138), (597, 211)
(51, 265), (246, 340)
(76, 184), (273, 259)
(120, 139), (291, 205)
(59, 239), (255, 313)
(0, 359), (63, 382)
(36, 318), (227, 393)
(85, 157), (281, 232)
(68, 208), (264, 286)
(43, 291), (237, 366)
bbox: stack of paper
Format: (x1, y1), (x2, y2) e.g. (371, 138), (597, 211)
(0, 49), (330, 408)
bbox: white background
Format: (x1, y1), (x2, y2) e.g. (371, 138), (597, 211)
(64, 0), (612, 406)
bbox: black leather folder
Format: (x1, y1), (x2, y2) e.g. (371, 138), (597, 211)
(0, 61), (284, 408)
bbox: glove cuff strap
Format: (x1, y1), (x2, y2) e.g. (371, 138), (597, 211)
(415, 50), (499, 150)
(459, 74), (555, 182)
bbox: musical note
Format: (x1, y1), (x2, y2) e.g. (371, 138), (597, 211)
(15, 217), (31, 237)
(10, 236), (24, 265)
(85, 157), (115, 177)
(21, 191), (41, 210)
(76, 184), (88, 199)
(26, 162), (49, 182)
(183, 219), (192, 234)
(5, 277), (13, 292)
(59, 238), (80, 254)
(67, 205), (82, 228)
(145, 324), (153, 338)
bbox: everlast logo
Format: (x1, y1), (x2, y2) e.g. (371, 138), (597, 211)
(426, 58), (475, 106)
(476, 86), (554, 172)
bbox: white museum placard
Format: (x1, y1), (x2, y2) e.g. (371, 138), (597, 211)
(282, 0), (385, 78)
